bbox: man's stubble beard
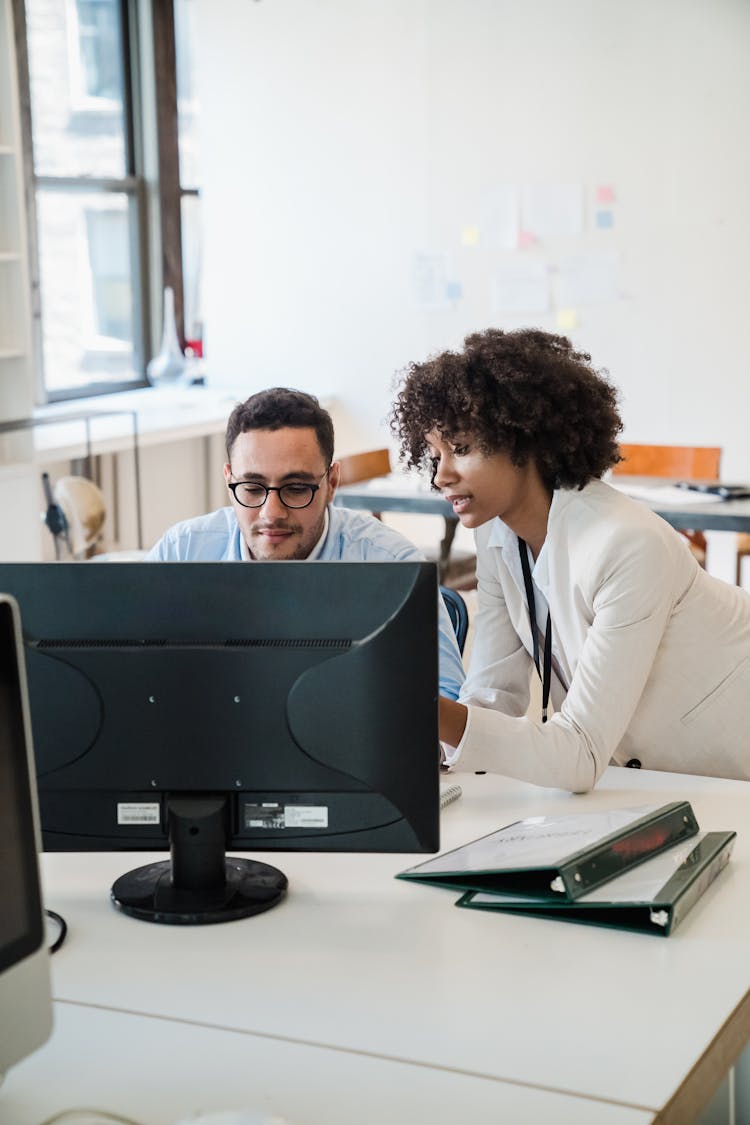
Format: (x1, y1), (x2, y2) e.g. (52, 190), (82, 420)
(246, 507), (327, 561)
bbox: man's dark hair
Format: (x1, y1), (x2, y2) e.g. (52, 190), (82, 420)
(390, 328), (622, 490)
(225, 387), (335, 465)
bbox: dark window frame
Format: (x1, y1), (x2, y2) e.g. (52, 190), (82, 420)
(13, 0), (186, 404)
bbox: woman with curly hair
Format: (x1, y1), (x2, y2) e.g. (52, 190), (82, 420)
(391, 327), (750, 790)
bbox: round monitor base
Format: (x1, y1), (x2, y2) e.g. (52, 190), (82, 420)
(111, 857), (288, 925)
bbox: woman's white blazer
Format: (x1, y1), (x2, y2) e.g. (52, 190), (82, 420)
(456, 479), (750, 790)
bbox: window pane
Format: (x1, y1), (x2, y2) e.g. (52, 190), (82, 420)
(77, 0), (122, 100)
(37, 190), (140, 394)
(175, 0), (201, 188)
(25, 0), (127, 178)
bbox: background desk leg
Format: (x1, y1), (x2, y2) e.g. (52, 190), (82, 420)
(439, 517), (459, 581)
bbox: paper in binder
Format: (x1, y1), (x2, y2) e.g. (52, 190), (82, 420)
(457, 831), (735, 936)
(397, 802), (699, 901)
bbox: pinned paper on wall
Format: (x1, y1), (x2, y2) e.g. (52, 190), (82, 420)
(596, 210), (615, 230)
(413, 252), (450, 308)
(554, 253), (621, 307)
(445, 280), (464, 301)
(461, 226), (480, 247)
(556, 308), (579, 331)
(481, 187), (519, 249)
(521, 184), (584, 239)
(491, 260), (550, 316)
(596, 184), (616, 204)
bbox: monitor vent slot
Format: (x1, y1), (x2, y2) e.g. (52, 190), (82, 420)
(33, 638), (352, 650)
(229, 638), (351, 649)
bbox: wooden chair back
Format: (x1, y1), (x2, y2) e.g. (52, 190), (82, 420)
(613, 444), (721, 481)
(612, 443), (722, 567)
(337, 448), (391, 486)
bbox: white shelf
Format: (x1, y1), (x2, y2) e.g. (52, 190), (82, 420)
(0, 258), (27, 354)
(0, 1), (33, 425)
(0, 4), (41, 559)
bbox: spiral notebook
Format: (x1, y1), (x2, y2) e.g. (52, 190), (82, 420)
(439, 783), (462, 811)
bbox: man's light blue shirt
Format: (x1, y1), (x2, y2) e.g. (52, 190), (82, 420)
(147, 504), (465, 699)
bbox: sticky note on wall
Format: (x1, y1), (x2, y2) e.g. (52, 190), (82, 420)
(556, 309), (579, 331)
(461, 226), (480, 247)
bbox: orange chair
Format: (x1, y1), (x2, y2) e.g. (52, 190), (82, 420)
(337, 448), (391, 487)
(337, 448), (391, 520)
(614, 444), (721, 480)
(612, 444), (721, 566)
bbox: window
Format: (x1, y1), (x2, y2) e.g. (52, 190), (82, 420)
(24, 0), (143, 398)
(70, 0), (123, 106)
(35, 189), (136, 384)
(20, 0), (198, 401)
(84, 204), (132, 342)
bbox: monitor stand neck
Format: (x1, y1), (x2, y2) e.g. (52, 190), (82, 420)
(110, 794), (287, 924)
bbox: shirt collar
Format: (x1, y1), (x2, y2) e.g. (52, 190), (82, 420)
(307, 509), (330, 559)
(487, 518), (515, 550)
(484, 491), (565, 593)
(240, 508), (330, 561)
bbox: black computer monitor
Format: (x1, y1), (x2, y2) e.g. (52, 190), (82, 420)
(0, 562), (439, 926)
(0, 595), (52, 1076)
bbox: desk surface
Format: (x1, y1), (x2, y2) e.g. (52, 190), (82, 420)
(3, 1001), (654, 1125)
(335, 474), (750, 533)
(26, 768), (750, 1124)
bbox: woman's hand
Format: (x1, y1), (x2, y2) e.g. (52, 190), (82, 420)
(439, 696), (468, 749)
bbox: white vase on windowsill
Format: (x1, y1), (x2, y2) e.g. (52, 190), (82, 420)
(147, 286), (186, 385)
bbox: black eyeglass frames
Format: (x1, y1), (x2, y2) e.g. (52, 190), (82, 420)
(227, 470), (330, 509)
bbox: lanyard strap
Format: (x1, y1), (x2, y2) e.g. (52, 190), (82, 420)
(518, 538), (552, 723)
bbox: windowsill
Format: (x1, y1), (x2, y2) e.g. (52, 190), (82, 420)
(24, 381), (241, 463)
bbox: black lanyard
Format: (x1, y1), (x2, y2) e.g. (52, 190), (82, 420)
(518, 538), (552, 723)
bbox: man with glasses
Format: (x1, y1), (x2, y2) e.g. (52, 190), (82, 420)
(147, 387), (465, 699)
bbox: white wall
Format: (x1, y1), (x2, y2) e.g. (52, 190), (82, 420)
(196, 0), (750, 475)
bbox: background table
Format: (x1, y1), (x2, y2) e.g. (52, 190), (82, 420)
(3, 767), (749, 1124)
(335, 474), (750, 533)
(335, 475), (750, 588)
(334, 474), (460, 571)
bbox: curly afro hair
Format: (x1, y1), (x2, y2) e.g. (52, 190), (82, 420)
(390, 328), (623, 490)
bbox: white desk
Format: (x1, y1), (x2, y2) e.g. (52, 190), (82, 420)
(5, 768), (750, 1124)
(3, 1002), (654, 1124)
